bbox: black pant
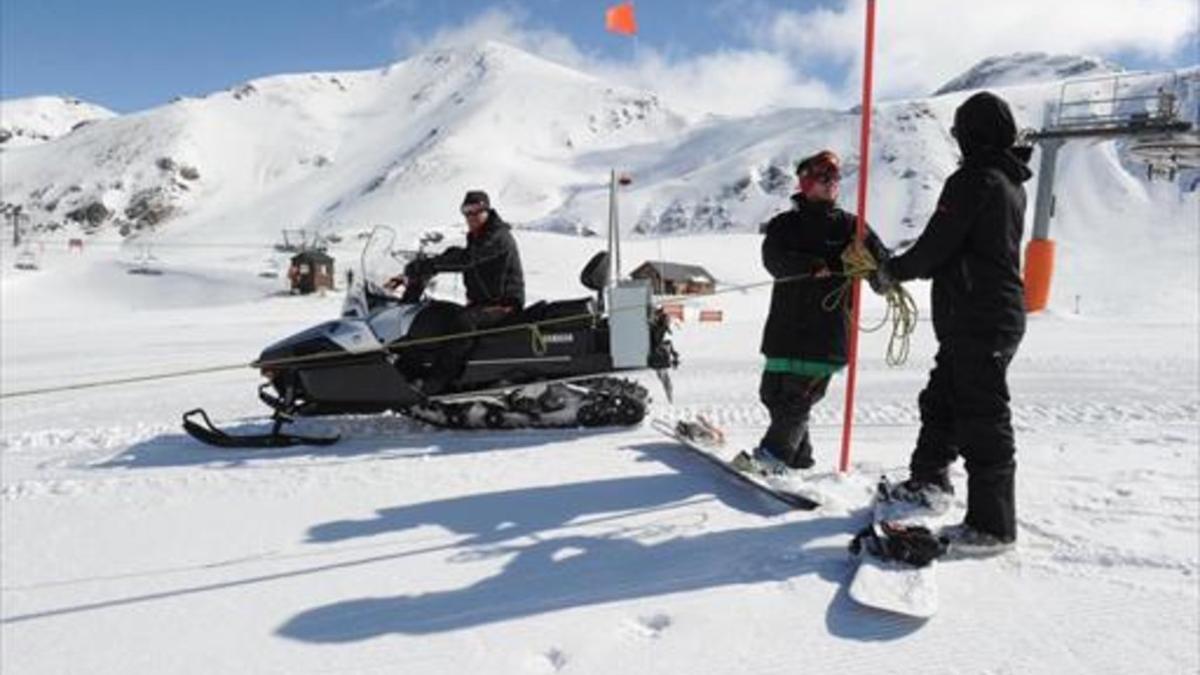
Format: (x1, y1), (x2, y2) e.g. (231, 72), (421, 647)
(910, 335), (1021, 541)
(758, 371), (831, 468)
(422, 304), (516, 394)
(462, 304), (515, 331)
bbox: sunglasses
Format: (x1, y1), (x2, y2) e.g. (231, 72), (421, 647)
(809, 167), (840, 184)
(461, 206), (487, 217)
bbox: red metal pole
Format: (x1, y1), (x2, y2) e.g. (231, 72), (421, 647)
(838, 0), (877, 473)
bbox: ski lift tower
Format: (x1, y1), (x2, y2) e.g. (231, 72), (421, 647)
(276, 228), (307, 253)
(1023, 71), (1198, 312)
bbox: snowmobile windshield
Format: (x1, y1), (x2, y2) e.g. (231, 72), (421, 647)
(359, 225), (402, 291)
(341, 226), (405, 318)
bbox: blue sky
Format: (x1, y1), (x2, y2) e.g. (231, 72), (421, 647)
(2, 0), (1195, 114)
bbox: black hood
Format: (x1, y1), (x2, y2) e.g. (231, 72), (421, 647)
(965, 146), (1034, 184)
(954, 91), (1018, 156)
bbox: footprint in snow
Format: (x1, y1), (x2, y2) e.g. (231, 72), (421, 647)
(542, 648), (568, 672)
(624, 612), (672, 639)
(522, 647), (568, 673)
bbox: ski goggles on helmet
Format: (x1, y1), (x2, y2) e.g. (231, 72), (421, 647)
(804, 159), (841, 183)
(461, 205), (488, 217)
(796, 151), (841, 184)
(808, 164), (840, 184)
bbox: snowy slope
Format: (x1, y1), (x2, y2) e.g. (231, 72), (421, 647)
(1, 46), (1191, 252)
(0, 96), (116, 148)
(2, 231), (1196, 675)
(932, 52), (1123, 96)
(0, 41), (685, 242)
(2, 45), (1198, 675)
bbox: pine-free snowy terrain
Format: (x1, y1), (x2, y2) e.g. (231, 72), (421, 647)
(2, 45), (1197, 674)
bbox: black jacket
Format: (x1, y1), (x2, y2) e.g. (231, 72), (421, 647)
(886, 92), (1033, 341)
(431, 210), (525, 309)
(760, 194), (889, 362)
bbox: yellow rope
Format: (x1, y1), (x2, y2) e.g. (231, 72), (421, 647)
(827, 241), (920, 366)
(528, 323), (548, 356)
(872, 284), (919, 367)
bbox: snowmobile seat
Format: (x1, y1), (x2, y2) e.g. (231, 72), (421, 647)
(513, 297), (596, 325)
(466, 297), (600, 364)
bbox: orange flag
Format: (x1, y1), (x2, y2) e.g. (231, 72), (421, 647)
(605, 2), (637, 36)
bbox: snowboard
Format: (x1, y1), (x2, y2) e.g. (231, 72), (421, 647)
(847, 477), (950, 618)
(649, 417), (820, 510)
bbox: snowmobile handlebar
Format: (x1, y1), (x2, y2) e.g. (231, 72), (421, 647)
(376, 252), (435, 305)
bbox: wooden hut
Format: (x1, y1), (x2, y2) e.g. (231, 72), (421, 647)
(288, 250), (335, 294)
(629, 261), (716, 296)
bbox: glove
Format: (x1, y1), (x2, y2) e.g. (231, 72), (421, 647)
(404, 257), (436, 279)
(868, 260), (898, 296)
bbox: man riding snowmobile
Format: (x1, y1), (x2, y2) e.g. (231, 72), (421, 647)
(182, 192), (678, 448)
(391, 190), (525, 395)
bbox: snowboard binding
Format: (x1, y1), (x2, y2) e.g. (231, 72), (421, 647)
(850, 521), (948, 568)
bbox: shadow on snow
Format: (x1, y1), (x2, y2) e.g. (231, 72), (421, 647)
(280, 441), (925, 643)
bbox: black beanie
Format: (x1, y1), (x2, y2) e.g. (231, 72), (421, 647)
(462, 190), (490, 208)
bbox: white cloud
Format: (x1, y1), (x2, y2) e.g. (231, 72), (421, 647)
(758, 0), (1199, 99)
(395, 7), (589, 70)
(389, 2), (1196, 118)
(392, 7), (838, 118)
(593, 50), (838, 118)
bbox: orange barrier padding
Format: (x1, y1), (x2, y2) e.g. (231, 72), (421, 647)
(1024, 238), (1055, 313)
(698, 309), (724, 323)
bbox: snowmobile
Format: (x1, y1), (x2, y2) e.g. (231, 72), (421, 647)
(184, 225), (679, 448)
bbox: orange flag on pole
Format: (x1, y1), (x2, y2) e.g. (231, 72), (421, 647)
(605, 2), (637, 36)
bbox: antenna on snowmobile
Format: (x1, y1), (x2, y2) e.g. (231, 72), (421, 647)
(606, 169), (633, 289)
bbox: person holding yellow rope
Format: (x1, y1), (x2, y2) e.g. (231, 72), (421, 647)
(873, 92), (1033, 555)
(748, 150), (891, 474)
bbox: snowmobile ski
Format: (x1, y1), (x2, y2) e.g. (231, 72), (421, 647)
(182, 408), (339, 449)
(650, 417), (820, 510)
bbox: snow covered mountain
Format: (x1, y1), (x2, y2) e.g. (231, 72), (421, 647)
(0, 43), (1195, 305)
(0, 41), (685, 241)
(932, 52), (1123, 96)
(0, 96), (116, 149)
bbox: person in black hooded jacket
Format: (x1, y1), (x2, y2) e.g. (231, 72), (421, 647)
(415, 190), (525, 323)
(400, 190), (525, 394)
(753, 150), (890, 473)
(878, 91), (1033, 553)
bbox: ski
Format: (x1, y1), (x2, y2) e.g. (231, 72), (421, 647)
(847, 477), (950, 618)
(650, 418), (820, 510)
(182, 408), (339, 449)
